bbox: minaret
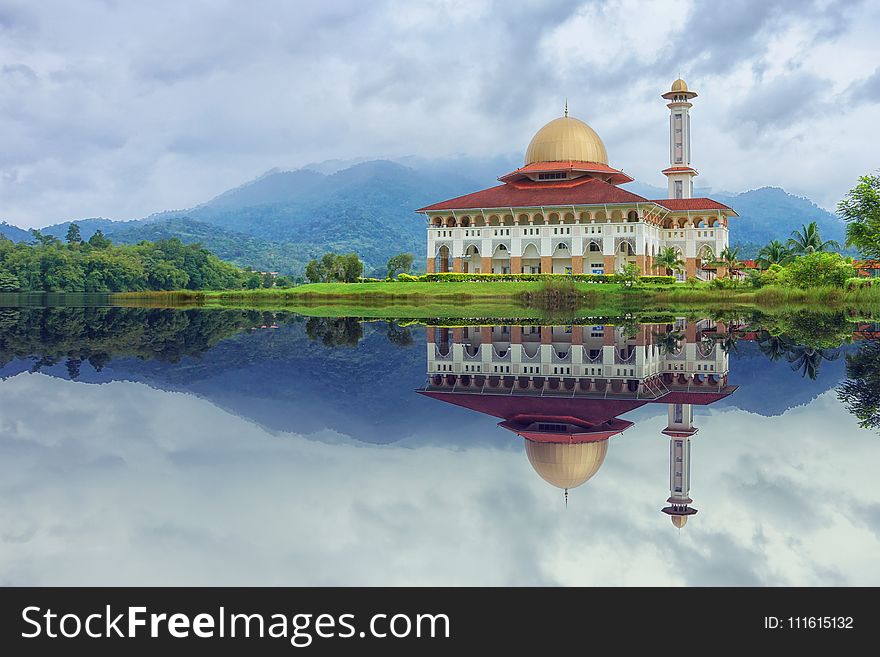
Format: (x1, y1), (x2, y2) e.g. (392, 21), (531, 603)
(661, 78), (698, 199)
(661, 403), (698, 528)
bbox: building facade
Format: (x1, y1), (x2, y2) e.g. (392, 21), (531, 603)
(418, 80), (737, 281)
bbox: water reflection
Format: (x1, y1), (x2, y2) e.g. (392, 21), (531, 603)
(1, 307), (879, 585)
(420, 322), (742, 526)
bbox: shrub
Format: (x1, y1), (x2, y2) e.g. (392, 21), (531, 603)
(686, 276), (699, 288)
(784, 252), (855, 288)
(846, 277), (875, 290)
(357, 277), (383, 282)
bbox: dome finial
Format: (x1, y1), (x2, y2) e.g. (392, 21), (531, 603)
(564, 99), (568, 117)
(564, 488), (569, 508)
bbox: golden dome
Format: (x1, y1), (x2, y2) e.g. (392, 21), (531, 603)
(671, 78), (688, 92)
(671, 515), (689, 529)
(524, 116), (608, 166)
(524, 439), (608, 490)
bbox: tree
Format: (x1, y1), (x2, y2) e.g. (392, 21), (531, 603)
(838, 173), (880, 260)
(261, 273), (275, 288)
(88, 230), (112, 249)
(787, 221), (841, 255)
(321, 252), (342, 282)
(244, 273), (262, 289)
(386, 253), (414, 279)
(787, 345), (840, 380)
(716, 246), (741, 277)
(616, 262), (640, 287)
(838, 340), (880, 430)
(66, 223), (83, 245)
(756, 240), (791, 269)
(338, 252), (363, 282)
(30, 229), (60, 247)
(0, 271), (20, 292)
(654, 247), (684, 276)
(304, 259), (324, 284)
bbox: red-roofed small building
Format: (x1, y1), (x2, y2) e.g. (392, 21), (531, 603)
(417, 80), (737, 280)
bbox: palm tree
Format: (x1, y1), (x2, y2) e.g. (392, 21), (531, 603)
(652, 329), (684, 355)
(787, 221), (841, 255)
(756, 240), (792, 269)
(715, 246), (741, 278)
(757, 333), (791, 362)
(654, 246), (684, 276)
(787, 345), (841, 380)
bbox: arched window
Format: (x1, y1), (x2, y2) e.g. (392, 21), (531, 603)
(627, 210), (639, 222)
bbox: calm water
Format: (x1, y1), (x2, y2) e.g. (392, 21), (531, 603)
(0, 306), (878, 586)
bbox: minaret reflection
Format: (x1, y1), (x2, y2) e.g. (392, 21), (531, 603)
(419, 321), (738, 526)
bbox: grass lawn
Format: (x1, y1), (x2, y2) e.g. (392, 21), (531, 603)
(109, 280), (880, 320)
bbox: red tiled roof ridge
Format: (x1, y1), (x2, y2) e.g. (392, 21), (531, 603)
(417, 177), (652, 213)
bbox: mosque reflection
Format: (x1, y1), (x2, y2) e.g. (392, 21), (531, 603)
(418, 320), (739, 528)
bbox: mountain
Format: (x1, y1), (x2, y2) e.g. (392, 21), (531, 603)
(107, 218), (309, 274)
(0, 221), (31, 242)
(714, 187), (848, 258)
(1, 159), (852, 274)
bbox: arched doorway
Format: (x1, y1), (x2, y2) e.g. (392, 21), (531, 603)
(436, 245), (451, 273)
(551, 242), (572, 274)
(491, 244), (510, 274)
(615, 240), (635, 273)
(521, 243), (541, 274)
(583, 239), (603, 274)
(463, 244), (480, 273)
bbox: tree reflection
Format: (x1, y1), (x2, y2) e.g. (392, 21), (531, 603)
(0, 307), (280, 377)
(786, 345), (841, 380)
(304, 317), (363, 347)
(838, 340), (880, 431)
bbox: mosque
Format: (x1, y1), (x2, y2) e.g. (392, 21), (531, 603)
(418, 79), (737, 280)
(418, 319), (739, 527)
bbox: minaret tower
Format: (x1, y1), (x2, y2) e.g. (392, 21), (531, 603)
(661, 79), (698, 199)
(661, 403), (698, 528)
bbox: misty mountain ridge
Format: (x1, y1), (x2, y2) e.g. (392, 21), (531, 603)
(0, 158), (850, 274)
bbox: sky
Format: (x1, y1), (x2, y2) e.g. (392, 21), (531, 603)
(1, 0), (879, 228)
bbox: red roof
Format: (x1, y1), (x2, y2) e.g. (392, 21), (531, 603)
(417, 177), (652, 213)
(498, 160), (634, 185)
(653, 197), (737, 215)
(661, 166), (698, 174)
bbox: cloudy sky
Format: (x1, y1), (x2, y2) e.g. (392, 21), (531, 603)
(1, 0), (879, 228)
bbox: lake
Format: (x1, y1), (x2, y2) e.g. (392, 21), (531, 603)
(1, 305), (878, 586)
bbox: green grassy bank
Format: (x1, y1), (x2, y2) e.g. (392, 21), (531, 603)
(108, 281), (880, 320)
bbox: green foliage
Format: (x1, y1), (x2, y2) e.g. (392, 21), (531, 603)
(685, 276), (699, 288)
(716, 246), (741, 277)
(386, 253), (414, 279)
(838, 339), (880, 430)
(304, 252), (364, 283)
(615, 262), (641, 288)
(0, 270), (21, 292)
(88, 230), (112, 249)
(0, 235), (249, 292)
(838, 173), (880, 260)
(846, 277), (876, 290)
(756, 239), (792, 268)
(787, 221), (841, 255)
(709, 276), (739, 290)
(783, 252), (854, 288)
(65, 223), (83, 245)
(654, 247), (684, 275)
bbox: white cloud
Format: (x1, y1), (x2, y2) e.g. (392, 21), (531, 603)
(0, 0), (878, 226)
